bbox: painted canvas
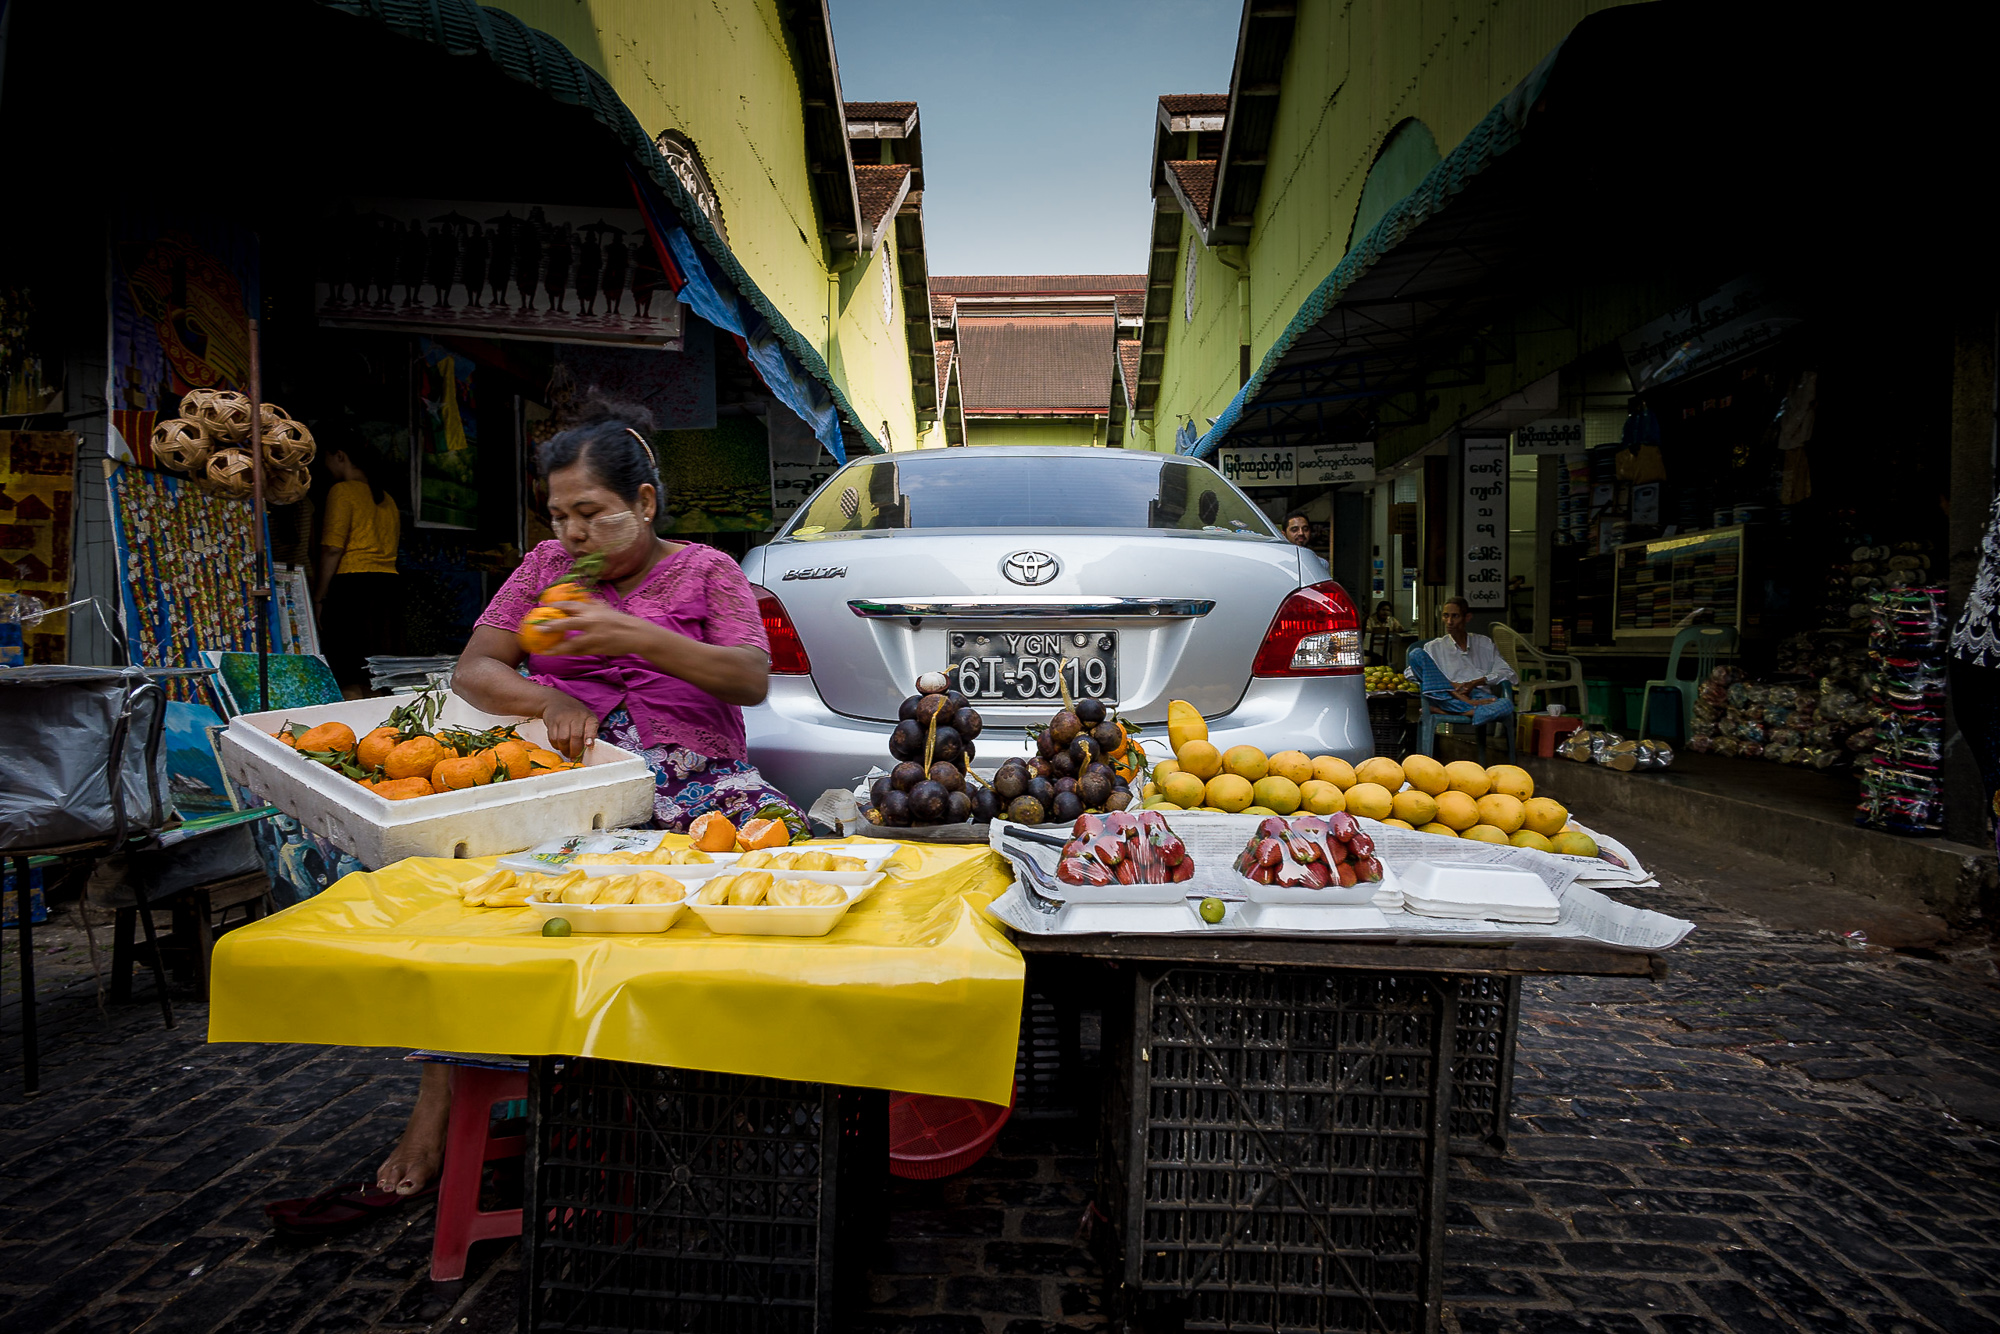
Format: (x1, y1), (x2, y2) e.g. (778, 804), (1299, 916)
(0, 430), (76, 662)
(163, 699), (234, 816)
(416, 337), (479, 529)
(203, 651), (342, 717)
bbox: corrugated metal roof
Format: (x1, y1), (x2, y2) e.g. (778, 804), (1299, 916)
(957, 317), (1116, 414)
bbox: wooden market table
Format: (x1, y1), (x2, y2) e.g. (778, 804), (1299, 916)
(1012, 930), (1666, 1334)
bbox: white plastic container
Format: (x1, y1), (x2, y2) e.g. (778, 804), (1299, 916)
(527, 898), (688, 934)
(1398, 861), (1561, 922)
(1242, 863), (1395, 907)
(219, 695), (655, 868)
(687, 884), (864, 937)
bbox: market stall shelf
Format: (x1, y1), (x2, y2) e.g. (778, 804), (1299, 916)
(207, 839), (1023, 1104)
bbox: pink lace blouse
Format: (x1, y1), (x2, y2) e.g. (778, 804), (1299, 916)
(476, 540), (769, 759)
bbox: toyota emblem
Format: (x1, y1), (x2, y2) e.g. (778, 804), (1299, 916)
(1001, 550), (1060, 586)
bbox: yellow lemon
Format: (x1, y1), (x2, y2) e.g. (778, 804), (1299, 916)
(1510, 830), (1555, 853)
(1177, 739), (1223, 780)
(1460, 823), (1510, 845)
(1268, 750), (1314, 784)
(1381, 817), (1415, 830)
(1251, 775), (1302, 815)
(1223, 745), (1270, 783)
(1417, 822), (1459, 838)
(1553, 830), (1600, 858)
(1355, 757), (1405, 791)
(1205, 773), (1255, 812)
(1391, 789), (1439, 827)
(1486, 764), (1534, 801)
(1433, 790), (1480, 831)
(1312, 756), (1358, 789)
(1305, 784), (1347, 815)
(1400, 754), (1449, 795)
(1167, 700), (1209, 752)
(1344, 782), (1394, 821)
(1444, 760), (1491, 797)
(1161, 772), (1207, 808)
(1521, 797), (1568, 838)
(1475, 793), (1525, 834)
(1151, 758), (1182, 786)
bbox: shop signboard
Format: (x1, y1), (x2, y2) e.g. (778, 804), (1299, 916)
(1296, 441), (1376, 485)
(1460, 436), (1507, 609)
(315, 199), (684, 350)
(1216, 446), (1296, 489)
(1619, 274), (1799, 390)
(1513, 417), (1584, 454)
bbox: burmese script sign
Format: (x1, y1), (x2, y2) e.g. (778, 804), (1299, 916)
(1461, 436), (1508, 609)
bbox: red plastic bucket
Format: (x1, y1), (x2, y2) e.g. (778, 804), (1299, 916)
(887, 1084), (1015, 1180)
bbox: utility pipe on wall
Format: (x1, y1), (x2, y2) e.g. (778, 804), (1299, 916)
(1214, 246), (1251, 387)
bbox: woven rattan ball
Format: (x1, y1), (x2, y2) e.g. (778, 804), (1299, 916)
(150, 418), (212, 473)
(205, 447), (257, 498)
(187, 390), (254, 443)
(260, 414), (316, 469)
(266, 466), (310, 506)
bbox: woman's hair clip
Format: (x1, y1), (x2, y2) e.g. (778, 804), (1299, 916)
(625, 426), (660, 475)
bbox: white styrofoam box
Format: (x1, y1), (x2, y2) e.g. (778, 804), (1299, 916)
(219, 694), (656, 869)
(527, 898), (688, 934)
(687, 883), (863, 936)
(1243, 863), (1396, 907)
(1399, 861), (1561, 922)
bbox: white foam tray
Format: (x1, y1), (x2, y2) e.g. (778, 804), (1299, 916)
(1398, 860), (1561, 921)
(1243, 863), (1396, 906)
(527, 898), (688, 934)
(688, 883), (865, 936)
(219, 694), (657, 869)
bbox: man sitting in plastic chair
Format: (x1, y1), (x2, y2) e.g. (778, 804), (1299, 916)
(1407, 596), (1519, 757)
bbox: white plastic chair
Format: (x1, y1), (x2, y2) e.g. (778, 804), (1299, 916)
(1489, 623), (1586, 716)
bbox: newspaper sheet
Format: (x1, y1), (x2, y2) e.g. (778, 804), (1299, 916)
(986, 813), (1690, 953)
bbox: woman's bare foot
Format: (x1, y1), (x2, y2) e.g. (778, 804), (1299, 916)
(376, 1062), (451, 1195)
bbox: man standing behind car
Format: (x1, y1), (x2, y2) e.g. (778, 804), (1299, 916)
(1417, 595), (1518, 704)
(1283, 509), (1313, 547)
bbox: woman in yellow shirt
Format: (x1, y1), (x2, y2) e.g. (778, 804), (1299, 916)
(314, 441), (401, 692)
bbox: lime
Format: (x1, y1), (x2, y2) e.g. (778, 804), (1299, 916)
(541, 917), (573, 937)
(1198, 897), (1225, 924)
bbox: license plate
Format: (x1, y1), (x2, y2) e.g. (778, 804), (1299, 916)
(947, 629), (1118, 703)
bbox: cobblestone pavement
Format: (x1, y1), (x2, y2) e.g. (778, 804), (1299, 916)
(2, 817), (1997, 1333)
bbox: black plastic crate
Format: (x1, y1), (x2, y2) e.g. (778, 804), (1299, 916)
(1367, 695), (1411, 757)
(1096, 965), (1462, 1334)
(1016, 985), (1085, 1119)
(522, 1057), (884, 1334)
(1448, 975), (1521, 1157)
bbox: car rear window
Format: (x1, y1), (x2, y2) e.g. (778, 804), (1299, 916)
(781, 454), (1279, 537)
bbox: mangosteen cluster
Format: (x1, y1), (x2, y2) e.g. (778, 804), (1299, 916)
(989, 697), (1135, 827)
(867, 672), (998, 827)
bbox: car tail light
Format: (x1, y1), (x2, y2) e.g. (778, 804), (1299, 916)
(1252, 580), (1362, 676)
(753, 585), (812, 675)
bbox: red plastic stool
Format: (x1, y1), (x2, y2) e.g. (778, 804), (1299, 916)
(1533, 714), (1583, 758)
(430, 1065), (528, 1281)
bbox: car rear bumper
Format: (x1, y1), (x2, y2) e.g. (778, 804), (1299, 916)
(744, 673), (1373, 806)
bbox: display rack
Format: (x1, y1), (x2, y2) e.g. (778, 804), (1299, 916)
(1612, 524), (1745, 641)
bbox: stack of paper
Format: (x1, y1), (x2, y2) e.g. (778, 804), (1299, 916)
(1399, 861), (1561, 923)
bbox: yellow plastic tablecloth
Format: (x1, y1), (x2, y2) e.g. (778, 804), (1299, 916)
(208, 838), (1023, 1104)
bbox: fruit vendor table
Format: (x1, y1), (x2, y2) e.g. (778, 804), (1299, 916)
(208, 838), (1022, 1103)
(1013, 932), (1666, 1334)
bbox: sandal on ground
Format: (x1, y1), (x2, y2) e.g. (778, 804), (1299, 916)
(264, 1180), (436, 1238)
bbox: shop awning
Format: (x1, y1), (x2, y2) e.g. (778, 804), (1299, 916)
(1184, 43), (1563, 460)
(1184, 2), (1926, 465)
(317, 0), (876, 461)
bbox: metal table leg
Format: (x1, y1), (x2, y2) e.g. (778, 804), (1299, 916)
(13, 855), (36, 1095)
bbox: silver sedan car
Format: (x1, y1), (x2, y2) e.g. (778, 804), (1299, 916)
(739, 446), (1370, 803)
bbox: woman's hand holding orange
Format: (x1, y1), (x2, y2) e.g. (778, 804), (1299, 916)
(540, 600), (662, 659)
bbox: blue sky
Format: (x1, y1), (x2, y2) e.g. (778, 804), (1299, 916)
(831, 0), (1242, 276)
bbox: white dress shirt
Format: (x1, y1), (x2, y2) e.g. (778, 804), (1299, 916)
(1414, 633), (1519, 688)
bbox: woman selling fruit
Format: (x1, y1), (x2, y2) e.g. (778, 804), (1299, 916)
(451, 396), (807, 840)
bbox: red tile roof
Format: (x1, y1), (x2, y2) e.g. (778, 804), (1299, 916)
(1166, 159), (1218, 222)
(1117, 340), (1142, 409)
(956, 316), (1116, 415)
(845, 101), (918, 122)
(931, 275), (1146, 322)
(854, 164), (913, 236)
(935, 337), (955, 384)
(1158, 93), (1228, 115)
